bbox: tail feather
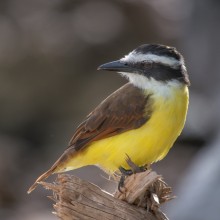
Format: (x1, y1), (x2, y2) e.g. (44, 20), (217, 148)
(27, 147), (76, 194)
(27, 167), (56, 194)
(27, 148), (76, 194)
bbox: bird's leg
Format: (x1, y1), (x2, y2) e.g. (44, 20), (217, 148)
(118, 166), (132, 192)
(118, 155), (148, 192)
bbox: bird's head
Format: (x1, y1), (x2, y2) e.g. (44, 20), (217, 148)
(98, 44), (190, 90)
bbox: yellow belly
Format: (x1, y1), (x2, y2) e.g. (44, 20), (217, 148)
(64, 85), (189, 173)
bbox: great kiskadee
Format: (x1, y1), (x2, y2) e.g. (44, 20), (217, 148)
(28, 44), (189, 193)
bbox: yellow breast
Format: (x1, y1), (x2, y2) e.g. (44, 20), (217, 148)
(65, 85), (189, 173)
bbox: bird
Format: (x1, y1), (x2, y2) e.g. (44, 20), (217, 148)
(28, 44), (190, 194)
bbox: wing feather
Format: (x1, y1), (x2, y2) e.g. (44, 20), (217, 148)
(69, 83), (152, 151)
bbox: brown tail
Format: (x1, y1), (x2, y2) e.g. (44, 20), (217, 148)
(27, 148), (76, 194)
(27, 167), (56, 194)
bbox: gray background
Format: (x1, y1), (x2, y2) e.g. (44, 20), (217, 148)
(0, 0), (219, 219)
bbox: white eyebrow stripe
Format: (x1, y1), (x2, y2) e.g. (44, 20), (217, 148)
(120, 52), (183, 68)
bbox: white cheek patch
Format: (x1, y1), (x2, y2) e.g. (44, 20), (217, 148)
(121, 51), (184, 69)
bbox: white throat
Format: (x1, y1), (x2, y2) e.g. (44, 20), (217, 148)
(120, 72), (182, 98)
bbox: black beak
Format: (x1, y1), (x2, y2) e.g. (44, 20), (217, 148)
(98, 60), (131, 72)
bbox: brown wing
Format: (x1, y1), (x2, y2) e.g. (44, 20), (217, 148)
(68, 83), (152, 151)
(27, 83), (152, 193)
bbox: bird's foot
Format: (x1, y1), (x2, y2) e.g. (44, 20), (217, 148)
(118, 167), (131, 192)
(118, 155), (148, 192)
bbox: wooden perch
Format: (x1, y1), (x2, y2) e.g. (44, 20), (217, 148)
(39, 170), (174, 220)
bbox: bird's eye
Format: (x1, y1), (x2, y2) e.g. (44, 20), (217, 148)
(140, 60), (153, 69)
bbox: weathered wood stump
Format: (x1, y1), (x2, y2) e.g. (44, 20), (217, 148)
(39, 170), (174, 220)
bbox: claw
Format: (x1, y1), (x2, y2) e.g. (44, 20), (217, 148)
(119, 166), (133, 176)
(125, 154), (147, 173)
(117, 155), (149, 192)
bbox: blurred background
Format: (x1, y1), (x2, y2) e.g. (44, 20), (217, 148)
(0, 0), (220, 219)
